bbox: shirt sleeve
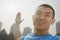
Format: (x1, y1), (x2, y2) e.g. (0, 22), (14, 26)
(58, 36), (60, 40)
(54, 36), (60, 40)
(21, 36), (25, 40)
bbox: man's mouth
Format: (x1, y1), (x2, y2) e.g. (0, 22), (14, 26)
(37, 20), (46, 24)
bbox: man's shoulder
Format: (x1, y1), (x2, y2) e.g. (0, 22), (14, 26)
(21, 33), (33, 40)
(21, 34), (60, 40)
(51, 35), (60, 40)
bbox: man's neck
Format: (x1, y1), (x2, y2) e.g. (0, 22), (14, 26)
(34, 29), (49, 36)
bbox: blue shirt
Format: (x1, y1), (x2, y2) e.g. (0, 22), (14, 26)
(22, 33), (60, 40)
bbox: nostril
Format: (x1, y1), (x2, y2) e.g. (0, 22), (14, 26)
(37, 21), (39, 22)
(37, 20), (40, 22)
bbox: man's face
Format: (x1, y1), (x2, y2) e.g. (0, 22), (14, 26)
(33, 6), (55, 31)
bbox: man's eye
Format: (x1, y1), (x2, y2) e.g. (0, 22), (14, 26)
(37, 13), (40, 15)
(36, 12), (41, 15)
(46, 14), (50, 17)
(46, 15), (49, 16)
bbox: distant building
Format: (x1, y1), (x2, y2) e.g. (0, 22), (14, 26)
(0, 22), (2, 31)
(22, 27), (32, 36)
(56, 21), (60, 36)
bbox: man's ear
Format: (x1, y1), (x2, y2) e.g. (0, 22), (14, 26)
(51, 19), (55, 24)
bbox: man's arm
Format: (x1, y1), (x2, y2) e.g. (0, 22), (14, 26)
(14, 12), (23, 40)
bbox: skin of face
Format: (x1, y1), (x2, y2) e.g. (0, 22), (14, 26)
(33, 6), (55, 31)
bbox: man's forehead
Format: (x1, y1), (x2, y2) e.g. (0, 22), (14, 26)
(37, 7), (52, 11)
(36, 6), (53, 14)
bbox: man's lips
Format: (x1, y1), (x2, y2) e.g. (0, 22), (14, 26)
(36, 20), (46, 24)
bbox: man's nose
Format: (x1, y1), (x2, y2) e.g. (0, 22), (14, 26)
(39, 15), (45, 19)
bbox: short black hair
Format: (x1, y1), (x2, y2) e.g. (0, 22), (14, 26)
(38, 4), (55, 18)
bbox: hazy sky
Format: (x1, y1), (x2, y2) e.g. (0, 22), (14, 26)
(0, 0), (60, 35)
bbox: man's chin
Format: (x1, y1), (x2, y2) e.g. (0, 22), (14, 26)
(35, 27), (45, 31)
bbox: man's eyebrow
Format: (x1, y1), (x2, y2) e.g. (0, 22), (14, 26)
(37, 11), (50, 14)
(46, 12), (51, 14)
(37, 11), (41, 12)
